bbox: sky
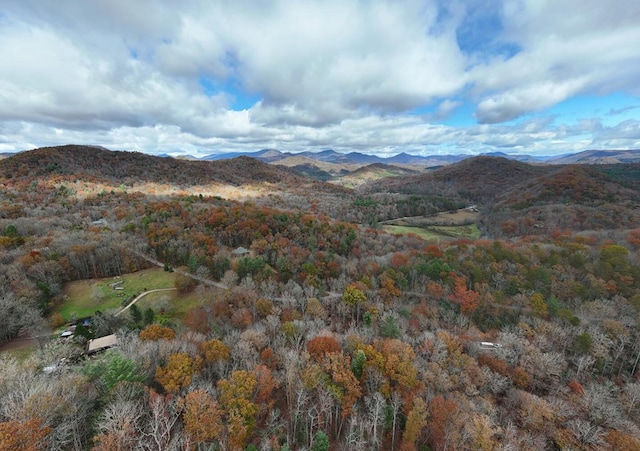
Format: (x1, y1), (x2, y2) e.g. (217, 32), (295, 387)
(1, 0), (639, 158)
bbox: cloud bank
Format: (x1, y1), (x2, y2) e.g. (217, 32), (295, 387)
(0, 0), (639, 156)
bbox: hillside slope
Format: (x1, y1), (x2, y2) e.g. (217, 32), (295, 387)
(369, 156), (547, 202)
(6, 146), (358, 199)
(0, 145), (306, 186)
(365, 156), (640, 236)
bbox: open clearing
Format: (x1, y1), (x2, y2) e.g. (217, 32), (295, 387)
(383, 223), (481, 241)
(59, 267), (177, 321)
(134, 286), (219, 319)
(381, 209), (481, 241)
(381, 208), (479, 227)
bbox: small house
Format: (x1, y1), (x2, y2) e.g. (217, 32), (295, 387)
(232, 246), (250, 257)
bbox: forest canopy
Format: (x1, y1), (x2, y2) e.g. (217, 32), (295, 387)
(2, 146), (640, 450)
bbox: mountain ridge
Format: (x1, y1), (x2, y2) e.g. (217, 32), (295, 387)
(0, 145), (340, 193)
(5, 145), (640, 167)
(201, 147), (640, 167)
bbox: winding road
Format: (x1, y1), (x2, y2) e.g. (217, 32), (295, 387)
(115, 288), (178, 317)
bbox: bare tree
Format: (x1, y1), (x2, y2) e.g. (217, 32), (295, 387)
(141, 390), (184, 451)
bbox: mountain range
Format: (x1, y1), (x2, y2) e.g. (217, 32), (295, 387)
(4, 145), (640, 237)
(4, 147), (640, 167)
(201, 148), (640, 167)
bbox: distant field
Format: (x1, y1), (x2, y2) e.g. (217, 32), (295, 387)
(381, 208), (482, 241)
(382, 209), (479, 227)
(383, 223), (481, 241)
(59, 267), (176, 321)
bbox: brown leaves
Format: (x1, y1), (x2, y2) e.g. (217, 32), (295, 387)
(183, 389), (223, 444)
(139, 324), (176, 341)
(427, 396), (460, 451)
(201, 339), (231, 364)
(322, 352), (362, 419)
(0, 418), (52, 451)
(307, 335), (341, 362)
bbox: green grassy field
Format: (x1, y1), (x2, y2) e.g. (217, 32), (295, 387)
(383, 223), (481, 241)
(59, 267), (177, 321)
(134, 286), (219, 319)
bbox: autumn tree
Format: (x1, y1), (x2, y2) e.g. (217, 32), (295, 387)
(448, 273), (479, 315)
(140, 324), (176, 341)
(183, 389), (223, 446)
(322, 351), (362, 419)
(307, 335), (341, 362)
(305, 297), (327, 320)
(529, 292), (548, 318)
(201, 338), (231, 364)
(427, 396), (460, 451)
(183, 307), (210, 334)
(342, 284), (366, 324)
(254, 364), (277, 407)
(380, 271), (402, 304)
(379, 339), (421, 400)
(0, 418), (52, 451)
(605, 430), (640, 451)
(400, 397), (428, 451)
(217, 370), (259, 450)
(155, 352), (202, 393)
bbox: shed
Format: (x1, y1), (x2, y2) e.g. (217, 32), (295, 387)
(86, 334), (118, 354)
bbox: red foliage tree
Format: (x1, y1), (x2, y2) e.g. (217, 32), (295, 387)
(448, 273), (479, 315)
(427, 396), (459, 451)
(307, 335), (341, 362)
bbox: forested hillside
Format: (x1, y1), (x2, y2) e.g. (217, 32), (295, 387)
(2, 146), (640, 450)
(365, 156), (640, 237)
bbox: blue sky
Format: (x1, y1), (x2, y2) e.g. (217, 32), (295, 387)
(0, 0), (639, 157)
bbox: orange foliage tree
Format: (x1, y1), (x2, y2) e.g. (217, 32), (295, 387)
(183, 307), (209, 333)
(379, 339), (422, 401)
(0, 418), (52, 451)
(322, 351), (362, 419)
(155, 352), (202, 393)
(139, 324), (176, 341)
(201, 338), (231, 363)
(183, 389), (223, 445)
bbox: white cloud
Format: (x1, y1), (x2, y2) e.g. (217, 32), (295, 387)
(0, 0), (638, 156)
(475, 78), (588, 123)
(473, 0), (640, 122)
